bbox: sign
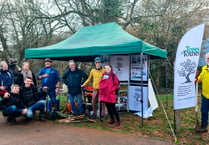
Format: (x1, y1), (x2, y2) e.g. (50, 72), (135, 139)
(130, 54), (148, 81)
(128, 85), (148, 111)
(110, 55), (129, 81)
(174, 24), (205, 110)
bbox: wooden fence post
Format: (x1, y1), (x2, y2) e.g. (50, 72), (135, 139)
(174, 109), (181, 133)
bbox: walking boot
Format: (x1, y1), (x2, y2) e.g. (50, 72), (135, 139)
(90, 114), (97, 119)
(114, 121), (121, 129)
(100, 116), (105, 122)
(52, 103), (56, 111)
(49, 103), (57, 120)
(9, 116), (16, 125)
(196, 125), (208, 133)
(6, 116), (12, 123)
(108, 119), (115, 125)
(39, 113), (46, 121)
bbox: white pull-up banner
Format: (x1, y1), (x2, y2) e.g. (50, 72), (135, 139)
(174, 24), (205, 110)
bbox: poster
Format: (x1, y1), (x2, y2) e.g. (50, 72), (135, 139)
(130, 54), (148, 81)
(128, 85), (148, 111)
(100, 55), (110, 66)
(174, 24), (204, 110)
(110, 55), (129, 81)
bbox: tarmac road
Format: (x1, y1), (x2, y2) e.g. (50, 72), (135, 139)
(0, 115), (174, 145)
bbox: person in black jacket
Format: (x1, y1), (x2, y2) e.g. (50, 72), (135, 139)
(62, 60), (87, 115)
(8, 59), (24, 86)
(21, 77), (45, 121)
(0, 84), (27, 125)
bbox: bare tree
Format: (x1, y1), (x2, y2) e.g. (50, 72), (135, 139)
(0, 0), (68, 63)
(0, 0), (209, 90)
(0, 1), (12, 60)
(129, 0), (209, 89)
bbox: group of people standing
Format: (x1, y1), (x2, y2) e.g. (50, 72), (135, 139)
(63, 57), (121, 128)
(0, 57), (121, 128)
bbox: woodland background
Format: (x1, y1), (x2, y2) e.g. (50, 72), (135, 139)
(0, 0), (208, 91)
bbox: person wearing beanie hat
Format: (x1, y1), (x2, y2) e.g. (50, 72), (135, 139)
(94, 57), (101, 62)
(38, 58), (60, 113)
(81, 57), (106, 119)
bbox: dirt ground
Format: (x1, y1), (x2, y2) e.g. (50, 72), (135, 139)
(0, 115), (174, 145)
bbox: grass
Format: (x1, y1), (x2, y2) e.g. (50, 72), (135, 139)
(56, 94), (209, 144)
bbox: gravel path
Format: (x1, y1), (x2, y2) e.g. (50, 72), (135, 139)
(0, 115), (174, 145)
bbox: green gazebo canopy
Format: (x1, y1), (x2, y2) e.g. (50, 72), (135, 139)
(25, 22), (167, 61)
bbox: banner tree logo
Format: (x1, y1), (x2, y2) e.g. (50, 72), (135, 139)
(178, 59), (196, 83)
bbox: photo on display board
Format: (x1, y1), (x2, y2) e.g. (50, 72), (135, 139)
(130, 54), (148, 81)
(109, 55), (129, 81)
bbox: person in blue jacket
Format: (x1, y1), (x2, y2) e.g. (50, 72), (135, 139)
(62, 60), (87, 115)
(38, 58), (60, 110)
(0, 61), (13, 97)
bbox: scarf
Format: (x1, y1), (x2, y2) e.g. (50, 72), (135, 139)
(21, 70), (33, 81)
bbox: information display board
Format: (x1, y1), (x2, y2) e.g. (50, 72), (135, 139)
(128, 85), (148, 111)
(130, 54), (148, 81)
(110, 55), (129, 81)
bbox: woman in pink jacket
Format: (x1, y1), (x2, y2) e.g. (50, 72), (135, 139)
(99, 64), (120, 128)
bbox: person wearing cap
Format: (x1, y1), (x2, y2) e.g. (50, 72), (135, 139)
(81, 57), (105, 119)
(38, 58), (60, 111)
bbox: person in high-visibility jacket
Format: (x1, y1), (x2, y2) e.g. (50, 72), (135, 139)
(197, 52), (209, 133)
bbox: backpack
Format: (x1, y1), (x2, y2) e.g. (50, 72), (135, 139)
(112, 74), (120, 95)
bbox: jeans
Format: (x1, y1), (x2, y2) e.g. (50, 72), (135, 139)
(68, 93), (83, 115)
(39, 87), (56, 104)
(26, 100), (46, 118)
(3, 105), (23, 117)
(201, 96), (209, 127)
